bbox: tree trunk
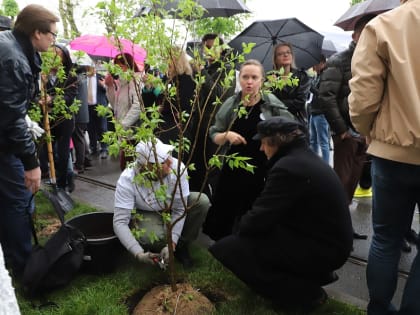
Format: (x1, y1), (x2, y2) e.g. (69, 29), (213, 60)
(64, 0), (80, 37)
(58, 0), (69, 38)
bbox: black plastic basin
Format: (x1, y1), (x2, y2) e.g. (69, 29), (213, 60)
(66, 212), (123, 274)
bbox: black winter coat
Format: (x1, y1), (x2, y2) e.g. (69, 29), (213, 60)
(317, 42), (355, 135)
(0, 30), (41, 170)
(210, 139), (353, 288)
(268, 68), (311, 124)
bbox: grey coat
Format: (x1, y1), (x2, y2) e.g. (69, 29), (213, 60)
(75, 74), (89, 124)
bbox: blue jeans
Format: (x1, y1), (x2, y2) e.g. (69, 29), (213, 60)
(309, 114), (330, 163)
(0, 154), (34, 276)
(367, 157), (420, 315)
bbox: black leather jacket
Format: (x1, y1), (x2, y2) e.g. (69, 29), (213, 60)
(268, 67), (311, 124)
(317, 42), (355, 135)
(0, 30), (41, 170)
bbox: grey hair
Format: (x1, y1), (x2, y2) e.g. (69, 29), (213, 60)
(264, 129), (305, 147)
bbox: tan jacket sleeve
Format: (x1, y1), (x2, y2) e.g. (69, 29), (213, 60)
(348, 25), (387, 136)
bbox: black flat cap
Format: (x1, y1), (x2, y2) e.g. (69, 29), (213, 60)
(252, 116), (305, 140)
(0, 15), (12, 30)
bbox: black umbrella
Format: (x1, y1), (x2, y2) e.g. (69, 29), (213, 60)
(322, 39), (337, 58)
(135, 0), (251, 19)
(334, 0), (399, 31)
(228, 18), (324, 71)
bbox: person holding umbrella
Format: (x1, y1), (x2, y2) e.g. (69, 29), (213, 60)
(267, 43), (312, 125)
(105, 53), (142, 170)
(202, 59), (293, 241)
(317, 14), (376, 240)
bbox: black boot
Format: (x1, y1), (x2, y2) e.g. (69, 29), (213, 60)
(174, 241), (193, 269)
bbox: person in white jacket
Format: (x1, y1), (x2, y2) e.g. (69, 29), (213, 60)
(113, 138), (209, 268)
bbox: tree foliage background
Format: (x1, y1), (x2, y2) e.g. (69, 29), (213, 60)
(1, 0), (18, 19)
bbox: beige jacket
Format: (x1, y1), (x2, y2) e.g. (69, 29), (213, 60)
(106, 75), (142, 129)
(349, 0), (420, 165)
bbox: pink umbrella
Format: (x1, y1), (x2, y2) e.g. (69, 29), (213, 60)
(69, 34), (147, 63)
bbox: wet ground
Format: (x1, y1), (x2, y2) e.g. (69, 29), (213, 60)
(69, 153), (419, 310)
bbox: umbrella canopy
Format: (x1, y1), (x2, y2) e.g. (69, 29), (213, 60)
(322, 39), (337, 58)
(69, 35), (147, 64)
(228, 18), (324, 71)
(136, 0), (251, 19)
(334, 0), (400, 31)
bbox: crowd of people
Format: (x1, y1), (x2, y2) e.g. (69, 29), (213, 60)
(1, 1), (420, 314)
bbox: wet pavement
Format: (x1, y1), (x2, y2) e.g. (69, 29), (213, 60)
(70, 153), (419, 310)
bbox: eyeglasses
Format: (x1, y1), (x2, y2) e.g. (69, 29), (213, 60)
(47, 31), (58, 39)
(277, 51), (292, 57)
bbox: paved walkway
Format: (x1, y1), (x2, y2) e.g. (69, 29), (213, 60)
(70, 154), (419, 311)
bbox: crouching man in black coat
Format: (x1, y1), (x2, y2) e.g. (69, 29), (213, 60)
(209, 116), (353, 311)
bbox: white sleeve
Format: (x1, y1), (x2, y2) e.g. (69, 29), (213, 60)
(113, 206), (144, 256)
(114, 170), (136, 210)
(0, 245), (21, 315)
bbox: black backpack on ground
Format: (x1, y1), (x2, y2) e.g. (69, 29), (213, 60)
(22, 196), (86, 297)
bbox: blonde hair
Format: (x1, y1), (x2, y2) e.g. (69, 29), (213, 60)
(168, 46), (193, 78)
(273, 43), (296, 70)
(239, 59), (265, 79)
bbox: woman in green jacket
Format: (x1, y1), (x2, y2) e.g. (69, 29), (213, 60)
(203, 59), (293, 241)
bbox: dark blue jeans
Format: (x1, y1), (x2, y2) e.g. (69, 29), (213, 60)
(0, 154), (33, 276)
(367, 157), (420, 315)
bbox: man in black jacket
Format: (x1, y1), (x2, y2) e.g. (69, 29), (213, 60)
(189, 33), (235, 195)
(209, 116), (353, 311)
(0, 5), (59, 277)
(317, 15), (375, 239)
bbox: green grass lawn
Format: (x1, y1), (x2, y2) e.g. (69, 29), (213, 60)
(15, 193), (366, 315)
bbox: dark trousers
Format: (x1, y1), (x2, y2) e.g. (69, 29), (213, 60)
(367, 157), (420, 315)
(52, 118), (75, 188)
(332, 135), (366, 204)
(72, 122), (87, 169)
(0, 154), (33, 276)
(210, 234), (327, 306)
(87, 105), (108, 153)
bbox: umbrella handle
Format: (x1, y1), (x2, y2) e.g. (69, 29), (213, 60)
(40, 91), (57, 185)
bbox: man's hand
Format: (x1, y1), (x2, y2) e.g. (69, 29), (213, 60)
(340, 131), (351, 140)
(25, 115), (44, 139)
(135, 251), (159, 265)
(24, 167), (41, 194)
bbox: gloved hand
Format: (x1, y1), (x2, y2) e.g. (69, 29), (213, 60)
(135, 251), (159, 265)
(160, 246), (170, 264)
(25, 115), (44, 139)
